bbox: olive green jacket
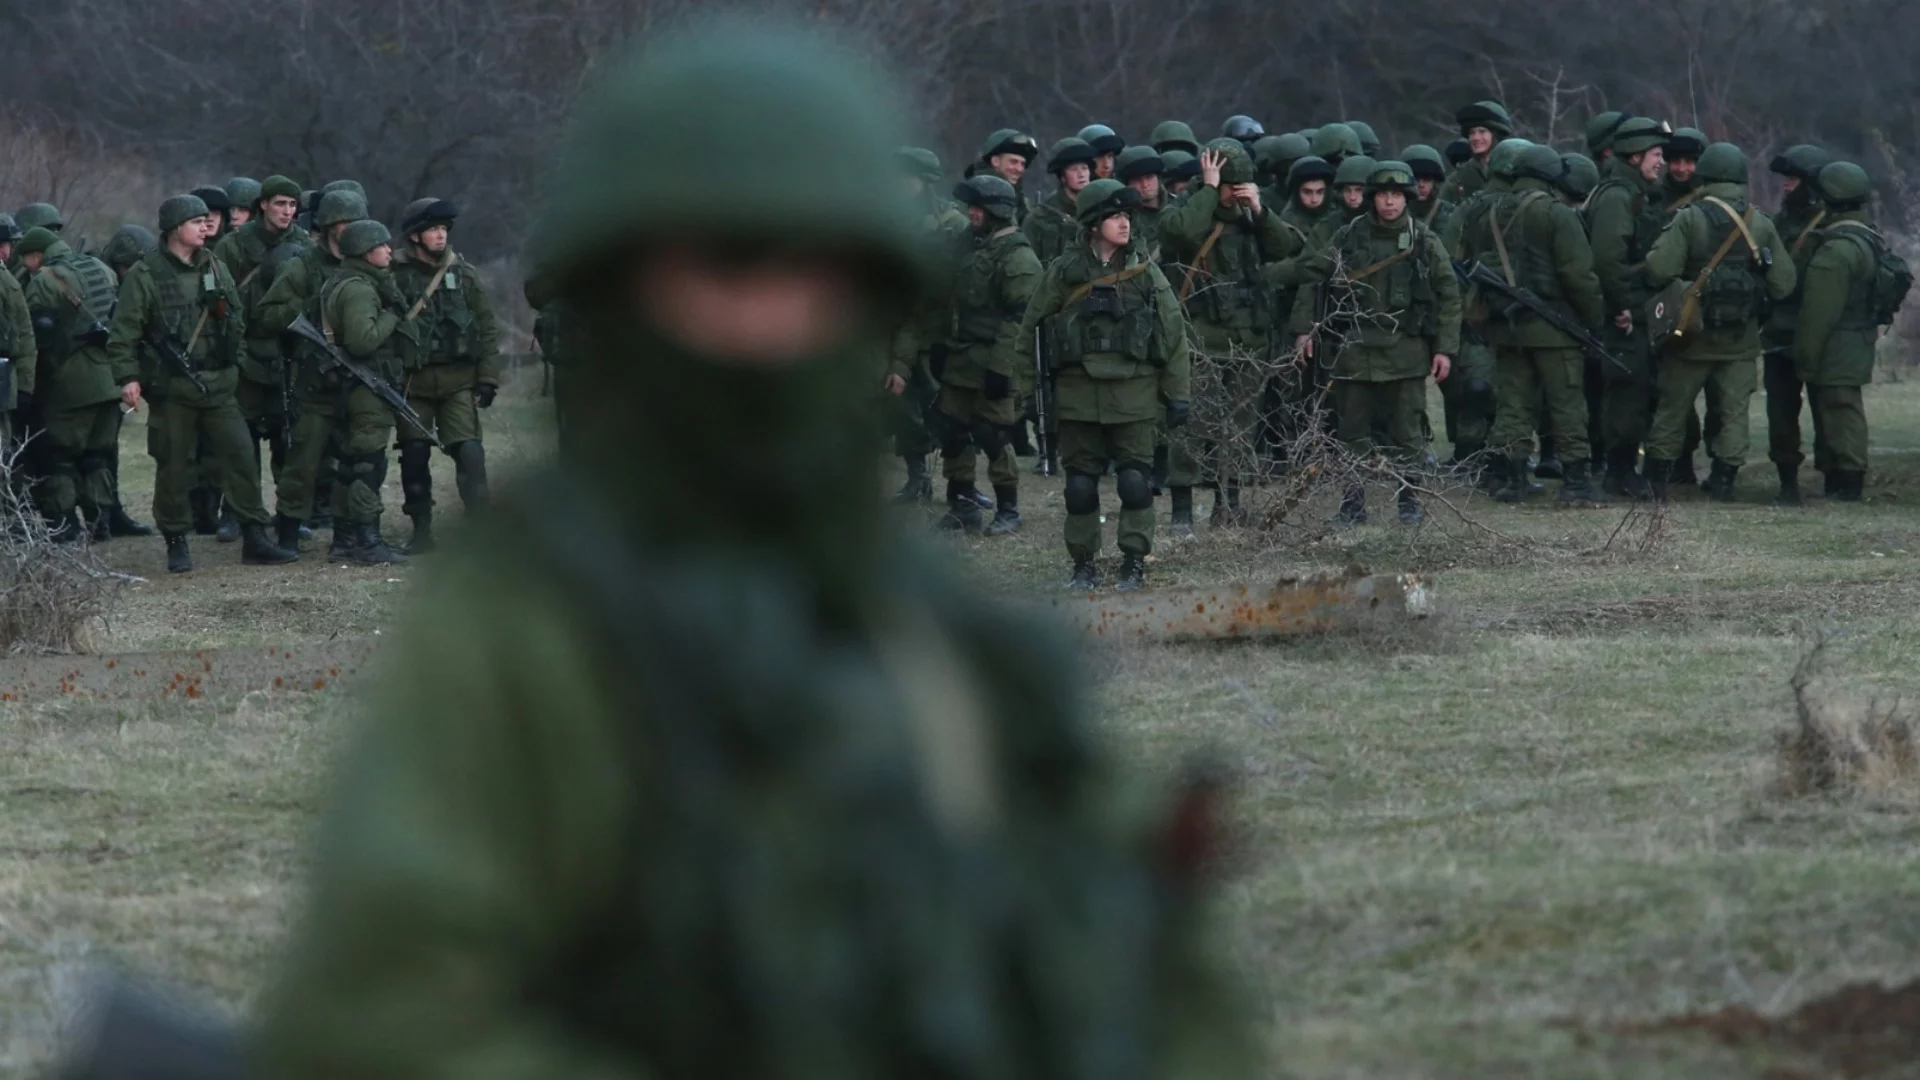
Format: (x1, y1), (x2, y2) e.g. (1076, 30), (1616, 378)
(0, 264), (35, 408)
(23, 246), (116, 409)
(1465, 178), (1606, 349)
(1443, 176), (1511, 255)
(106, 245), (246, 400)
(1794, 212), (1881, 386)
(1645, 183), (1798, 363)
(215, 217), (312, 383)
(258, 244), (341, 337)
(1021, 188), (1082, 268)
(1289, 211), (1462, 380)
(1160, 184), (1297, 347)
(1764, 198), (1832, 345)
(1442, 156), (1492, 205)
(1017, 240), (1191, 424)
(323, 259), (419, 382)
(393, 248), (503, 386)
(942, 225), (1041, 389)
(1585, 157), (1664, 314)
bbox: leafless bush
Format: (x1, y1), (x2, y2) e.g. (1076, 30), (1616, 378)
(1776, 636), (1920, 804)
(0, 445), (135, 655)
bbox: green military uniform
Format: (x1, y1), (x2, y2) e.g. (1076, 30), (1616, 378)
(1584, 118), (1670, 484)
(1762, 144), (1836, 501)
(22, 232), (121, 534)
(1023, 138), (1094, 270)
(0, 222), (34, 450)
(1793, 161), (1910, 501)
(1311, 154), (1376, 250)
(106, 194), (295, 572)
(252, 25), (1250, 1079)
(887, 147), (968, 504)
(1443, 139), (1534, 474)
(1159, 138), (1299, 524)
(391, 199), (502, 553)
(1018, 180), (1191, 588)
(1309, 124), (1361, 169)
(1404, 144), (1476, 461)
(1660, 128), (1717, 486)
(1257, 156), (1338, 471)
(937, 174), (1041, 533)
(1463, 146), (1608, 502)
(1642, 143), (1798, 499)
(212, 175), (312, 487)
(92, 224), (159, 540)
(1115, 146), (1170, 260)
(1291, 161), (1463, 523)
(1441, 101), (1513, 205)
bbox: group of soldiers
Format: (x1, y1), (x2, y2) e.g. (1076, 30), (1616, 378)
(887, 103), (1910, 588)
(0, 175), (501, 573)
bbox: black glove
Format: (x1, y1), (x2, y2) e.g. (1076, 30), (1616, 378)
(982, 369), (1011, 401)
(1165, 400), (1191, 429)
(474, 383), (497, 409)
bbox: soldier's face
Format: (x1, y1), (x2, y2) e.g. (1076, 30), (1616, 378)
(20, 252), (41, 271)
(638, 247), (863, 367)
(1126, 174), (1161, 204)
(229, 206), (252, 228)
(1340, 185), (1365, 209)
(967, 206), (987, 230)
(1062, 163), (1091, 194)
(1468, 128), (1494, 157)
(197, 214), (221, 242)
(1634, 147), (1665, 183)
(1416, 177), (1436, 200)
(365, 243), (393, 269)
(1093, 153), (1116, 180)
(417, 225), (450, 254)
(1297, 180), (1326, 210)
(990, 153), (1027, 185)
(1097, 213), (1130, 247)
(1373, 190), (1408, 221)
(1782, 176), (1802, 194)
(1669, 157), (1697, 183)
(263, 195), (300, 231)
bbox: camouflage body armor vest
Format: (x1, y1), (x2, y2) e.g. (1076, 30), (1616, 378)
(952, 227), (1029, 345)
(408, 254), (480, 368)
(39, 250), (116, 360)
(137, 249), (238, 371)
(1044, 256), (1165, 379)
(1331, 218), (1438, 346)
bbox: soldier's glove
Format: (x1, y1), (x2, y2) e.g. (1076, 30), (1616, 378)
(982, 369), (1011, 401)
(1165, 400), (1191, 429)
(474, 383), (497, 409)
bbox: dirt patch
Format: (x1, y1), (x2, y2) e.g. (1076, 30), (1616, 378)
(0, 638), (379, 702)
(1613, 980), (1920, 1078)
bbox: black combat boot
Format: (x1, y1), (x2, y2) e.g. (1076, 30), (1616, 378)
(91, 512), (110, 543)
(1494, 455), (1531, 503)
(275, 514), (305, 553)
(1670, 453), (1699, 489)
(939, 483), (984, 533)
(405, 509), (437, 555)
(1820, 471), (1835, 498)
(327, 523), (356, 560)
(1335, 484), (1367, 526)
(1169, 486), (1196, 540)
(891, 455), (932, 504)
(215, 501), (239, 544)
(1449, 440), (1485, 480)
(1644, 459), (1674, 503)
(1602, 447), (1649, 500)
(347, 522), (408, 566)
(1533, 435), (1563, 480)
(1481, 454), (1507, 495)
(164, 533), (192, 574)
(1558, 460), (1607, 505)
(1704, 461), (1738, 503)
(1067, 556), (1099, 590)
(984, 484), (1021, 536)
(1832, 470), (1865, 503)
(241, 522), (299, 565)
(1773, 463), (1802, 507)
(108, 504), (152, 538)
(1397, 486), (1424, 524)
(190, 487), (219, 535)
(1114, 552), (1147, 592)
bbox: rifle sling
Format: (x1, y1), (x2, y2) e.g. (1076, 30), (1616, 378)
(1489, 190), (1547, 288)
(1063, 261), (1152, 307)
(1676, 198), (1758, 335)
(1177, 222), (1227, 303)
(1790, 209), (1829, 258)
(405, 250), (458, 320)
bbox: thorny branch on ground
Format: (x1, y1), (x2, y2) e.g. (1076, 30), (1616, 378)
(0, 440), (136, 654)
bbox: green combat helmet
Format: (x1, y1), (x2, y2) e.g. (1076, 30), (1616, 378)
(1286, 155), (1337, 192)
(15, 202), (61, 233)
(400, 198), (458, 236)
(337, 219), (392, 258)
(1221, 114), (1265, 145)
(978, 128), (1039, 165)
(225, 176), (263, 210)
(1114, 145), (1163, 182)
(1149, 120), (1199, 156)
(1456, 100), (1514, 139)
(1770, 144), (1833, 183)
(1515, 144), (1567, 185)
(1611, 117), (1670, 157)
(1045, 136), (1096, 175)
(1077, 124), (1124, 156)
(895, 146), (944, 182)
(321, 178), (366, 200)
(1332, 154), (1378, 189)
(1559, 153), (1601, 200)
(1365, 160), (1416, 194)
(952, 174), (1020, 222)
(1204, 137), (1257, 185)
(1666, 127), (1708, 162)
(156, 194), (209, 235)
(1160, 149), (1198, 184)
(315, 190), (370, 229)
(1488, 137), (1535, 181)
(1584, 110), (1631, 156)
(1694, 142), (1749, 186)
(1075, 177), (1140, 225)
(1298, 127), (1321, 144)
(1347, 121), (1383, 157)
(100, 223), (156, 275)
(1400, 144), (1447, 183)
(15, 226), (57, 259)
(1814, 161), (1871, 207)
(1253, 132), (1312, 181)
(0, 214), (20, 244)
(1311, 122), (1362, 163)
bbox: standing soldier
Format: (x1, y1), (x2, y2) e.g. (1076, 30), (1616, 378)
(1077, 124), (1124, 180)
(936, 174), (1040, 534)
(1585, 110), (1631, 168)
(224, 178), (261, 230)
(95, 224), (159, 540)
(1347, 121), (1383, 159)
(1793, 161), (1909, 502)
(1316, 155), (1378, 246)
(1222, 114), (1266, 146)
(1291, 161), (1462, 524)
(0, 219), (33, 477)
(971, 129), (1039, 225)
(101, 225), (156, 280)
(887, 147), (966, 505)
(1661, 128), (1715, 487)
(1017, 179), (1190, 589)
(1642, 143), (1797, 501)
(213, 175), (310, 501)
(1161, 150), (1200, 199)
(1116, 146), (1169, 258)
(106, 194), (298, 572)
(1403, 145), (1456, 236)
(19, 227), (125, 540)
(1764, 143), (1836, 503)
(1443, 101), (1514, 205)
(1584, 117), (1669, 496)
(390, 199), (501, 553)
(1254, 133), (1312, 210)
(1559, 153), (1601, 206)
(1023, 137), (1095, 268)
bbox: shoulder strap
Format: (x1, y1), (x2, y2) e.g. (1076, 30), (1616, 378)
(1177, 221), (1227, 303)
(1791, 209), (1831, 257)
(405, 248), (458, 320)
(1063, 260), (1153, 307)
(1701, 197), (1761, 259)
(1675, 199), (1759, 334)
(1489, 191), (1547, 287)
(1348, 223), (1421, 283)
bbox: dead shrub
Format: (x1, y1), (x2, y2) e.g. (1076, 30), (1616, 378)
(1776, 636), (1920, 803)
(0, 444), (135, 654)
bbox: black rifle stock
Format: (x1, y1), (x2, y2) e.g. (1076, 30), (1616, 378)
(1452, 259), (1627, 374)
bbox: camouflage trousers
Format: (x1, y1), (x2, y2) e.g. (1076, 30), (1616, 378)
(146, 377), (272, 535)
(1060, 419), (1156, 559)
(278, 384), (394, 527)
(39, 399), (120, 521)
(1647, 357), (1756, 467)
(933, 384), (1018, 492)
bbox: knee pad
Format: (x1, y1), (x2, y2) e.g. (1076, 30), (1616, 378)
(1063, 472), (1101, 516)
(450, 439), (486, 474)
(398, 441), (434, 504)
(1115, 465), (1153, 510)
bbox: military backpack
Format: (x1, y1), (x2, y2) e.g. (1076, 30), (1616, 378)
(1825, 221), (1914, 329)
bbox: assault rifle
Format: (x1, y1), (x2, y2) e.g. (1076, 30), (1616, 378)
(1452, 259), (1628, 374)
(1033, 330), (1056, 477)
(286, 314), (441, 448)
(142, 327), (209, 396)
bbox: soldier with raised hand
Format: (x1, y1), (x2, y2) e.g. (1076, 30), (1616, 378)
(19, 226), (126, 541)
(1023, 137), (1096, 268)
(1018, 179), (1190, 590)
(1764, 143), (1836, 503)
(390, 199), (500, 555)
(1443, 101), (1514, 205)
(251, 24), (1252, 1078)
(213, 174), (311, 498)
(1793, 161), (1908, 502)
(936, 174), (1040, 535)
(1642, 142), (1797, 501)
(971, 128), (1039, 225)
(106, 194), (297, 573)
(1585, 116), (1669, 495)
(886, 146), (967, 505)
(1291, 161), (1461, 524)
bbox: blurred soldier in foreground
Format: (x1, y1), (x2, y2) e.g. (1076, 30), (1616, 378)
(250, 19), (1249, 1078)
